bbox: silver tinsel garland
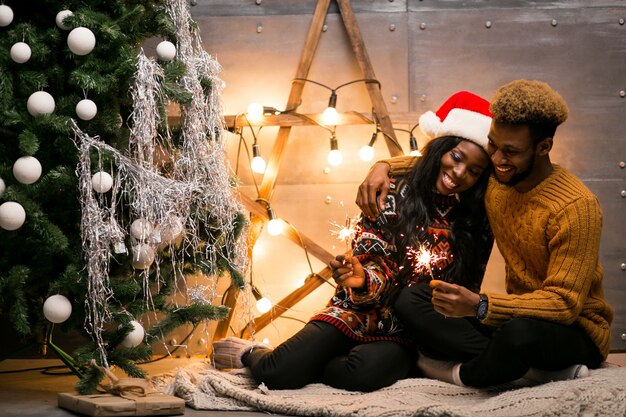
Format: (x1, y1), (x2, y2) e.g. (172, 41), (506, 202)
(73, 0), (248, 366)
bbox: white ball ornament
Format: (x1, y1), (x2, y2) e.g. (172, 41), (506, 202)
(91, 171), (113, 193)
(159, 217), (184, 244)
(0, 201), (26, 231)
(55, 10), (73, 30)
(13, 156), (42, 185)
(0, 178), (5, 198)
(10, 42), (31, 64)
(67, 27), (96, 56)
(156, 40), (176, 61)
(43, 294), (72, 324)
(0, 5), (14, 27)
(131, 243), (155, 270)
(130, 218), (153, 241)
(76, 99), (97, 121)
(27, 91), (55, 116)
(121, 320), (145, 348)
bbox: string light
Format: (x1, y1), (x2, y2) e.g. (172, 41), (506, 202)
(257, 198), (283, 236)
(292, 78), (381, 127)
(250, 143), (266, 174)
(327, 134), (343, 166)
(251, 285), (272, 313)
(246, 102), (264, 121)
(359, 130), (378, 161)
(409, 123), (422, 156)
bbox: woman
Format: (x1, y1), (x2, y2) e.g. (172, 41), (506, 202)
(212, 91), (494, 392)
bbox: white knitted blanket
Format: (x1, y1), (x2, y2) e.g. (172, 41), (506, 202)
(152, 362), (626, 417)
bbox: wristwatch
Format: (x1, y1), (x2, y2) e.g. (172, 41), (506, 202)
(475, 294), (488, 320)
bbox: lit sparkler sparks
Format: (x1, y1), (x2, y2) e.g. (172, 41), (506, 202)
(407, 243), (446, 280)
(330, 215), (360, 249)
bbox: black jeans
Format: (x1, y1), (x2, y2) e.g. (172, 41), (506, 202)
(394, 283), (603, 387)
(242, 320), (414, 391)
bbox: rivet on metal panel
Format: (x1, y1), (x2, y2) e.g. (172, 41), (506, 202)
(256, 24), (263, 34)
(197, 338), (206, 346)
(255, 0), (262, 4)
(621, 263), (626, 270)
(621, 190), (626, 198)
(420, 94), (427, 102)
(390, 95), (398, 104)
(551, 19), (558, 27)
(322, 24), (328, 32)
(485, 21), (492, 28)
(619, 18), (625, 25)
(389, 24), (396, 32)
(420, 22), (426, 30)
(619, 161), (625, 169)
(621, 333), (626, 341)
(620, 90), (625, 98)
(325, 196), (332, 204)
(169, 339), (178, 346)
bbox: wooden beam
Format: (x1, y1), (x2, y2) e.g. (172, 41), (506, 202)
(240, 267), (333, 339)
(336, 0), (403, 157)
(167, 108), (420, 128)
(213, 0), (332, 341)
(237, 192), (335, 265)
(259, 0), (332, 202)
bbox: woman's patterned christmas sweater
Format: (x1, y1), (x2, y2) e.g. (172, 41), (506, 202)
(310, 173), (492, 344)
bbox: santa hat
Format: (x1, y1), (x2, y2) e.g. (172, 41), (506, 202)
(418, 91), (492, 150)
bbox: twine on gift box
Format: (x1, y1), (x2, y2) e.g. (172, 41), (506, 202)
(90, 359), (157, 400)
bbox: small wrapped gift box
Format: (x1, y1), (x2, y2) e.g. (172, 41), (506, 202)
(58, 391), (185, 416)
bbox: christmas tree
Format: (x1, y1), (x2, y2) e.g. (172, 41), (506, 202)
(0, 0), (247, 393)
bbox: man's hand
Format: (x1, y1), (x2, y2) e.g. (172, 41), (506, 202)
(356, 162), (391, 220)
(429, 280), (480, 318)
(329, 255), (366, 288)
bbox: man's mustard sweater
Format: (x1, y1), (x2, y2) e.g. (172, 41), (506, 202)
(387, 157), (614, 359)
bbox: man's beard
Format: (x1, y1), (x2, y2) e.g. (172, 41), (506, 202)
(495, 155), (535, 187)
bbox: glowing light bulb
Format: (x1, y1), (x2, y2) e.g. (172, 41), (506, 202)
(322, 106), (339, 125)
(327, 149), (343, 166)
(359, 145), (374, 161)
(251, 156), (266, 174)
(247, 102), (263, 120)
(256, 297), (272, 313)
(267, 218), (283, 236)
(409, 135), (422, 157)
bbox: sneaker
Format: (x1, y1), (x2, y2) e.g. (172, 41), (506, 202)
(524, 364), (589, 383)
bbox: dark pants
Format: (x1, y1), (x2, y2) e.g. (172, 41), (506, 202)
(242, 320), (414, 391)
(394, 283), (604, 387)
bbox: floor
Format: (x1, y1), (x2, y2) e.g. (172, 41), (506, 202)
(1, 354), (624, 417)
(0, 357), (288, 417)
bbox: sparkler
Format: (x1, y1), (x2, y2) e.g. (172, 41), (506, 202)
(330, 215), (360, 250)
(407, 243), (447, 280)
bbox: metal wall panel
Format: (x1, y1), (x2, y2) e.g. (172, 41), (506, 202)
(190, 0), (407, 17)
(184, 1), (625, 352)
(407, 6), (625, 349)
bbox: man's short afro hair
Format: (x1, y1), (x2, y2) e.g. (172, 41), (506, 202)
(490, 79), (569, 127)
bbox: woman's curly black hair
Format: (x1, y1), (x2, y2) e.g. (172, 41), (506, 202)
(393, 136), (492, 289)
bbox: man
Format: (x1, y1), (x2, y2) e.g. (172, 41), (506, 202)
(356, 80), (613, 387)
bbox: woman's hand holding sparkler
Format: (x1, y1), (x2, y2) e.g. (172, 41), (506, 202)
(429, 280), (480, 318)
(329, 255), (366, 288)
